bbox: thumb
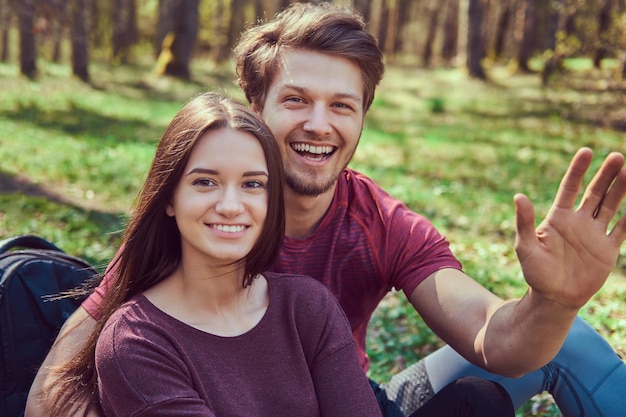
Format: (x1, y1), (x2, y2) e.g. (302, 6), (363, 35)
(514, 193), (537, 253)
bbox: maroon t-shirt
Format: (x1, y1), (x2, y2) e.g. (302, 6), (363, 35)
(85, 168), (461, 370)
(96, 273), (382, 417)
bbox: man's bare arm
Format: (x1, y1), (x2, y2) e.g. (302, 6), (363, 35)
(411, 148), (626, 377)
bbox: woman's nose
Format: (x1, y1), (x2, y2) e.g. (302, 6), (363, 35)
(214, 187), (244, 217)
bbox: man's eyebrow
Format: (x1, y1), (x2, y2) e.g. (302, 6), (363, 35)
(281, 84), (362, 103)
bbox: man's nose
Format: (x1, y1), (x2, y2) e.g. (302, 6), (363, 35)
(303, 103), (332, 136)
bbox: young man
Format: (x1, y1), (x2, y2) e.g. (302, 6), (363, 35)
(27, 3), (626, 417)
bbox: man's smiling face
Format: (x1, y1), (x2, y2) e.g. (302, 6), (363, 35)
(257, 49), (365, 197)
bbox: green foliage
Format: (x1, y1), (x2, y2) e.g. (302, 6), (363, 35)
(0, 58), (625, 417)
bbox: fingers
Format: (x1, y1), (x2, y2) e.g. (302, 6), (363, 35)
(580, 152), (626, 225)
(606, 168), (626, 245)
(553, 148), (593, 210)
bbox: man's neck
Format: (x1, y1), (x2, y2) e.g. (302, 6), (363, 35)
(284, 184), (336, 239)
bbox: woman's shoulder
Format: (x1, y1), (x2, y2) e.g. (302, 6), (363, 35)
(101, 295), (169, 341)
(264, 271), (331, 296)
(263, 272), (343, 319)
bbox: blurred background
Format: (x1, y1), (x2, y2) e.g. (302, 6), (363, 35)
(2, 0), (626, 83)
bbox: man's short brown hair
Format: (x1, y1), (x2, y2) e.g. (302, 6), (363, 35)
(233, 2), (385, 112)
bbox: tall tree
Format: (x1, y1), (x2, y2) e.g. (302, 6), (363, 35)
(383, 0), (400, 58)
(541, 0), (566, 85)
(70, 0), (89, 81)
(112, 0), (137, 63)
(209, 0), (229, 63)
(394, 0), (412, 55)
(618, 1), (626, 78)
(467, 0), (487, 78)
(16, 0), (37, 77)
(48, 0), (68, 62)
(155, 0), (199, 79)
(516, 0), (536, 72)
(225, 0), (248, 54)
(368, 0), (387, 56)
(594, 0), (614, 68)
(0, 0), (11, 62)
(493, 0), (513, 61)
(423, 0), (443, 67)
(441, 0), (460, 66)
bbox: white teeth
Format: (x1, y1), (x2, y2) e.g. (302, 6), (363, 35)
(292, 143), (334, 154)
(213, 224), (245, 233)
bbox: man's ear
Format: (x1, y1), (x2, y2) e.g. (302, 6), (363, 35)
(251, 102), (261, 114)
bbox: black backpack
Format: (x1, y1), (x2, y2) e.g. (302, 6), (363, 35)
(0, 235), (97, 417)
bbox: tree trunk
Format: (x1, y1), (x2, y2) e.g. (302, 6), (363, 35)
(441, 0), (459, 66)
(0, 0), (11, 62)
(156, 0), (173, 57)
(493, 1), (511, 61)
(423, 1), (443, 67)
(368, 0), (384, 49)
(467, 0), (486, 79)
(112, 0), (137, 63)
(155, 0), (199, 79)
(50, 0), (67, 62)
(392, 0), (411, 55)
(383, 0), (400, 58)
(516, 0), (536, 73)
(17, 0), (37, 78)
(541, 0), (566, 85)
(593, 0), (613, 68)
(211, 0), (229, 63)
(226, 0), (247, 54)
(71, 0), (90, 81)
(369, 0), (388, 55)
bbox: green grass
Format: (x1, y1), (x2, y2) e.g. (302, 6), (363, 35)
(1, 58), (625, 416)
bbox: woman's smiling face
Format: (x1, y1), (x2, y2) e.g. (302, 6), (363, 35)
(166, 127), (269, 266)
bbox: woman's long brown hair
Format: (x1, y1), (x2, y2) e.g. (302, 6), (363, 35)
(44, 92), (285, 416)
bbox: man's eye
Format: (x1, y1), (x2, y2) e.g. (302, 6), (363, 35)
(285, 96), (304, 104)
(333, 102), (355, 111)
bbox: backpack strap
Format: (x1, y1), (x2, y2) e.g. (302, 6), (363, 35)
(0, 235), (63, 254)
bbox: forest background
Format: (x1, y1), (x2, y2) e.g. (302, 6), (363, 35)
(1, 0), (625, 416)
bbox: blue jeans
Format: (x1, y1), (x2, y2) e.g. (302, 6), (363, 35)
(383, 316), (625, 417)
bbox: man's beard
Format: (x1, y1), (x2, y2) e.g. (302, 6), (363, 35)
(283, 131), (358, 197)
(284, 169), (339, 196)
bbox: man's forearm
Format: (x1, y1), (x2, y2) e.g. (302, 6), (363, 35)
(477, 291), (579, 377)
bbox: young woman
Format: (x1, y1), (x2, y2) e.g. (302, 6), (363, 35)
(45, 92), (382, 417)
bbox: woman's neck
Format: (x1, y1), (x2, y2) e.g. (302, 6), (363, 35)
(144, 263), (269, 337)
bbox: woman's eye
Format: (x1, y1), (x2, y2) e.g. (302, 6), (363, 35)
(192, 178), (216, 187)
(243, 180), (266, 189)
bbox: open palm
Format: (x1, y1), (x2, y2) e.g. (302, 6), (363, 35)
(514, 148), (626, 309)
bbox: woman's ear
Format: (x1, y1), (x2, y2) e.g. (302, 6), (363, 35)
(165, 203), (175, 217)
